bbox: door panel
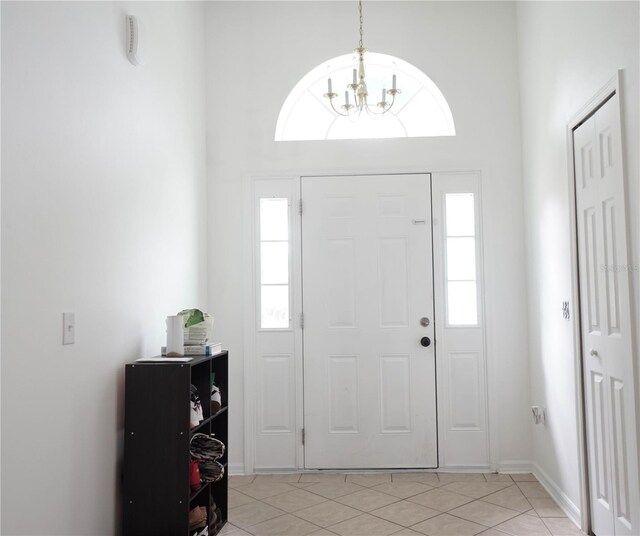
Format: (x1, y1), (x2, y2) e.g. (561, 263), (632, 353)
(590, 371), (610, 508)
(302, 174), (436, 469)
(575, 94), (639, 535)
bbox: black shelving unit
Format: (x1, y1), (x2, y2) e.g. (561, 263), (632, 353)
(123, 351), (228, 536)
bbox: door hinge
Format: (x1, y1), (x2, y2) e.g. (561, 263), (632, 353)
(300, 312), (305, 330)
(302, 428), (306, 445)
(299, 199), (303, 215)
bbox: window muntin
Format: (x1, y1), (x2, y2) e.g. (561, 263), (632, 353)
(445, 193), (478, 326)
(259, 198), (290, 329)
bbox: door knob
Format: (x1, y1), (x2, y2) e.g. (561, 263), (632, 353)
(420, 317), (430, 327)
(590, 348), (598, 357)
(420, 337), (431, 348)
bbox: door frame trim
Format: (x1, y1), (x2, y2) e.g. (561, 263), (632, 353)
(565, 70), (638, 534)
(242, 168), (493, 474)
(242, 172), (303, 475)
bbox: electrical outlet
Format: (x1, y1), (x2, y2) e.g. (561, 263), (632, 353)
(63, 312), (75, 345)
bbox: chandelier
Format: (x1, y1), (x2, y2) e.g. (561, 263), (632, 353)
(323, 0), (401, 117)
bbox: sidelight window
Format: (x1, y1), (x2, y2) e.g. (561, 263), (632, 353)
(444, 193), (478, 326)
(259, 198), (290, 329)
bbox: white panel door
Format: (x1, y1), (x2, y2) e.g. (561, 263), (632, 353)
(574, 94), (639, 536)
(302, 174), (436, 469)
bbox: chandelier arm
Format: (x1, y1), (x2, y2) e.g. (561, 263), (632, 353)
(363, 93), (396, 116)
(328, 98), (352, 117)
(365, 106), (385, 117)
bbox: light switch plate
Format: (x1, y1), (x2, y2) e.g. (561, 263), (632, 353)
(63, 312), (75, 345)
(531, 405), (546, 424)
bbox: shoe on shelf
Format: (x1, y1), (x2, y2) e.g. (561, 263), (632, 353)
(188, 505), (207, 530)
(199, 460), (225, 483)
(190, 433), (225, 461)
(190, 385), (204, 428)
(211, 384), (222, 414)
(190, 460), (201, 492)
(209, 503), (218, 533)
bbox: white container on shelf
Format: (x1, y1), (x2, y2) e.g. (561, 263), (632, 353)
(166, 315), (185, 357)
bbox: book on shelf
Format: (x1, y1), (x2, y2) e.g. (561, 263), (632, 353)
(160, 343), (223, 356)
(161, 345), (209, 356)
(136, 356), (193, 363)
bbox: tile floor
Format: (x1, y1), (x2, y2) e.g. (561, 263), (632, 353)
(220, 473), (583, 536)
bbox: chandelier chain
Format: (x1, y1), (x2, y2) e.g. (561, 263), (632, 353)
(358, 0), (364, 49)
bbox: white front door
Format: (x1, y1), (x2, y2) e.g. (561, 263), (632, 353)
(574, 93), (639, 535)
(301, 174), (437, 469)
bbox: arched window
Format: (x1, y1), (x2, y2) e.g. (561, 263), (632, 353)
(275, 53), (455, 141)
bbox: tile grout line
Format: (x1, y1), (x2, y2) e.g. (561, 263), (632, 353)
(398, 492), (529, 534)
(424, 503), (524, 532)
(242, 510), (318, 536)
(296, 491), (525, 534)
(245, 489), (409, 535)
(369, 490), (542, 533)
(236, 489), (370, 536)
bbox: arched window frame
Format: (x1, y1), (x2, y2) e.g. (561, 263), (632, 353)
(275, 52), (456, 141)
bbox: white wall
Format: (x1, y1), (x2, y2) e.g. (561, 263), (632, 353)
(1, 2), (207, 534)
(517, 0), (640, 520)
(205, 1), (531, 472)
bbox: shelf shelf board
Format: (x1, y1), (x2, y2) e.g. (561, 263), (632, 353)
(190, 407), (228, 435)
(212, 406), (228, 420)
(190, 482), (210, 502)
(190, 464), (228, 503)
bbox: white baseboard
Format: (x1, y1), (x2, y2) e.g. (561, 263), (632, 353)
(497, 461), (534, 473)
(533, 463), (581, 528)
(438, 465), (491, 473)
(254, 468), (302, 473)
(229, 462), (246, 475)
(249, 464), (531, 474)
